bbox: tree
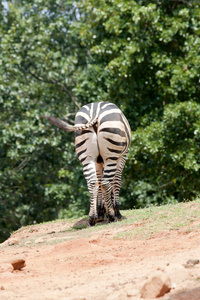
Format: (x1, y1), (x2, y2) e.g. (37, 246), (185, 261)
(0, 0), (89, 242)
(125, 101), (200, 208)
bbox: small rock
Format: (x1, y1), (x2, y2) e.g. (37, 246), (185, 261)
(183, 263), (194, 269)
(171, 282), (177, 289)
(25, 241), (32, 246)
(35, 237), (44, 244)
(126, 288), (138, 297)
(89, 234), (100, 244)
(187, 232), (199, 239)
(0, 263), (14, 273)
(183, 259), (199, 269)
(141, 274), (171, 299)
(0, 258), (26, 272)
(10, 258), (26, 270)
(157, 267), (165, 272)
(186, 259), (199, 265)
(7, 238), (19, 246)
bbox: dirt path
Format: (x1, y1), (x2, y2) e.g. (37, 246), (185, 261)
(0, 218), (200, 300)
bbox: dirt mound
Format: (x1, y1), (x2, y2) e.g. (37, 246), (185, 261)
(0, 217), (200, 299)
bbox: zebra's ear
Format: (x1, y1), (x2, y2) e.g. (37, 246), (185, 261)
(40, 115), (74, 131)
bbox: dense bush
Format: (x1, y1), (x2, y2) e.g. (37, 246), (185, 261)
(122, 101), (200, 208)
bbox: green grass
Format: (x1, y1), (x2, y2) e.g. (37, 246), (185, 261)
(4, 199), (200, 247)
(60, 198), (200, 240)
(114, 199), (200, 239)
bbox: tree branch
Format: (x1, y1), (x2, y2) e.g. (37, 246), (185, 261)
(49, 76), (81, 109)
(19, 65), (81, 109)
(15, 158), (28, 172)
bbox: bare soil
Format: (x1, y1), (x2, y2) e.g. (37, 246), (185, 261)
(0, 216), (200, 300)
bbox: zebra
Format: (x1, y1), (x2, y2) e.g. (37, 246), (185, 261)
(42, 102), (131, 226)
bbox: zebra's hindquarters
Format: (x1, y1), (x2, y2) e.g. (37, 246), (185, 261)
(42, 101), (131, 226)
(96, 114), (129, 222)
(75, 102), (131, 226)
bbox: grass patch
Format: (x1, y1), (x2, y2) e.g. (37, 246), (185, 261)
(4, 199), (200, 247)
(114, 199), (200, 239)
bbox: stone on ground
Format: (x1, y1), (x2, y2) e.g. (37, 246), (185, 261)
(141, 274), (171, 299)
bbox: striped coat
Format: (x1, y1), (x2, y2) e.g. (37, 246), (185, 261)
(42, 102), (131, 226)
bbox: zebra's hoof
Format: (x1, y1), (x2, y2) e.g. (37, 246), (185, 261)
(108, 215), (115, 223)
(115, 211), (122, 220)
(88, 218), (96, 227)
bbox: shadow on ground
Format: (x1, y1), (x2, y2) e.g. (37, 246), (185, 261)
(169, 286), (200, 300)
(72, 215), (126, 230)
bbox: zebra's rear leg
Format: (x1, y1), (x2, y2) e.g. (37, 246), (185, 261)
(111, 190), (122, 220)
(87, 180), (99, 227)
(101, 180), (115, 223)
(97, 204), (106, 222)
(113, 155), (127, 221)
(96, 162), (105, 222)
(114, 203), (122, 220)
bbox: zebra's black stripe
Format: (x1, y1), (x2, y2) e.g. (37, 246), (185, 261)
(75, 138), (89, 149)
(107, 147), (123, 154)
(75, 130), (93, 137)
(77, 148), (87, 158)
(104, 168), (116, 174)
(100, 128), (126, 137)
(103, 137), (126, 147)
(100, 113), (122, 124)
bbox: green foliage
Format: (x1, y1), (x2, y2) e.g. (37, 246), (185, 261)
(0, 0), (200, 242)
(79, 0), (200, 128)
(123, 101), (200, 208)
(0, 0), (89, 242)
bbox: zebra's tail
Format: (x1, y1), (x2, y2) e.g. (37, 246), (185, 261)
(41, 115), (98, 132)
